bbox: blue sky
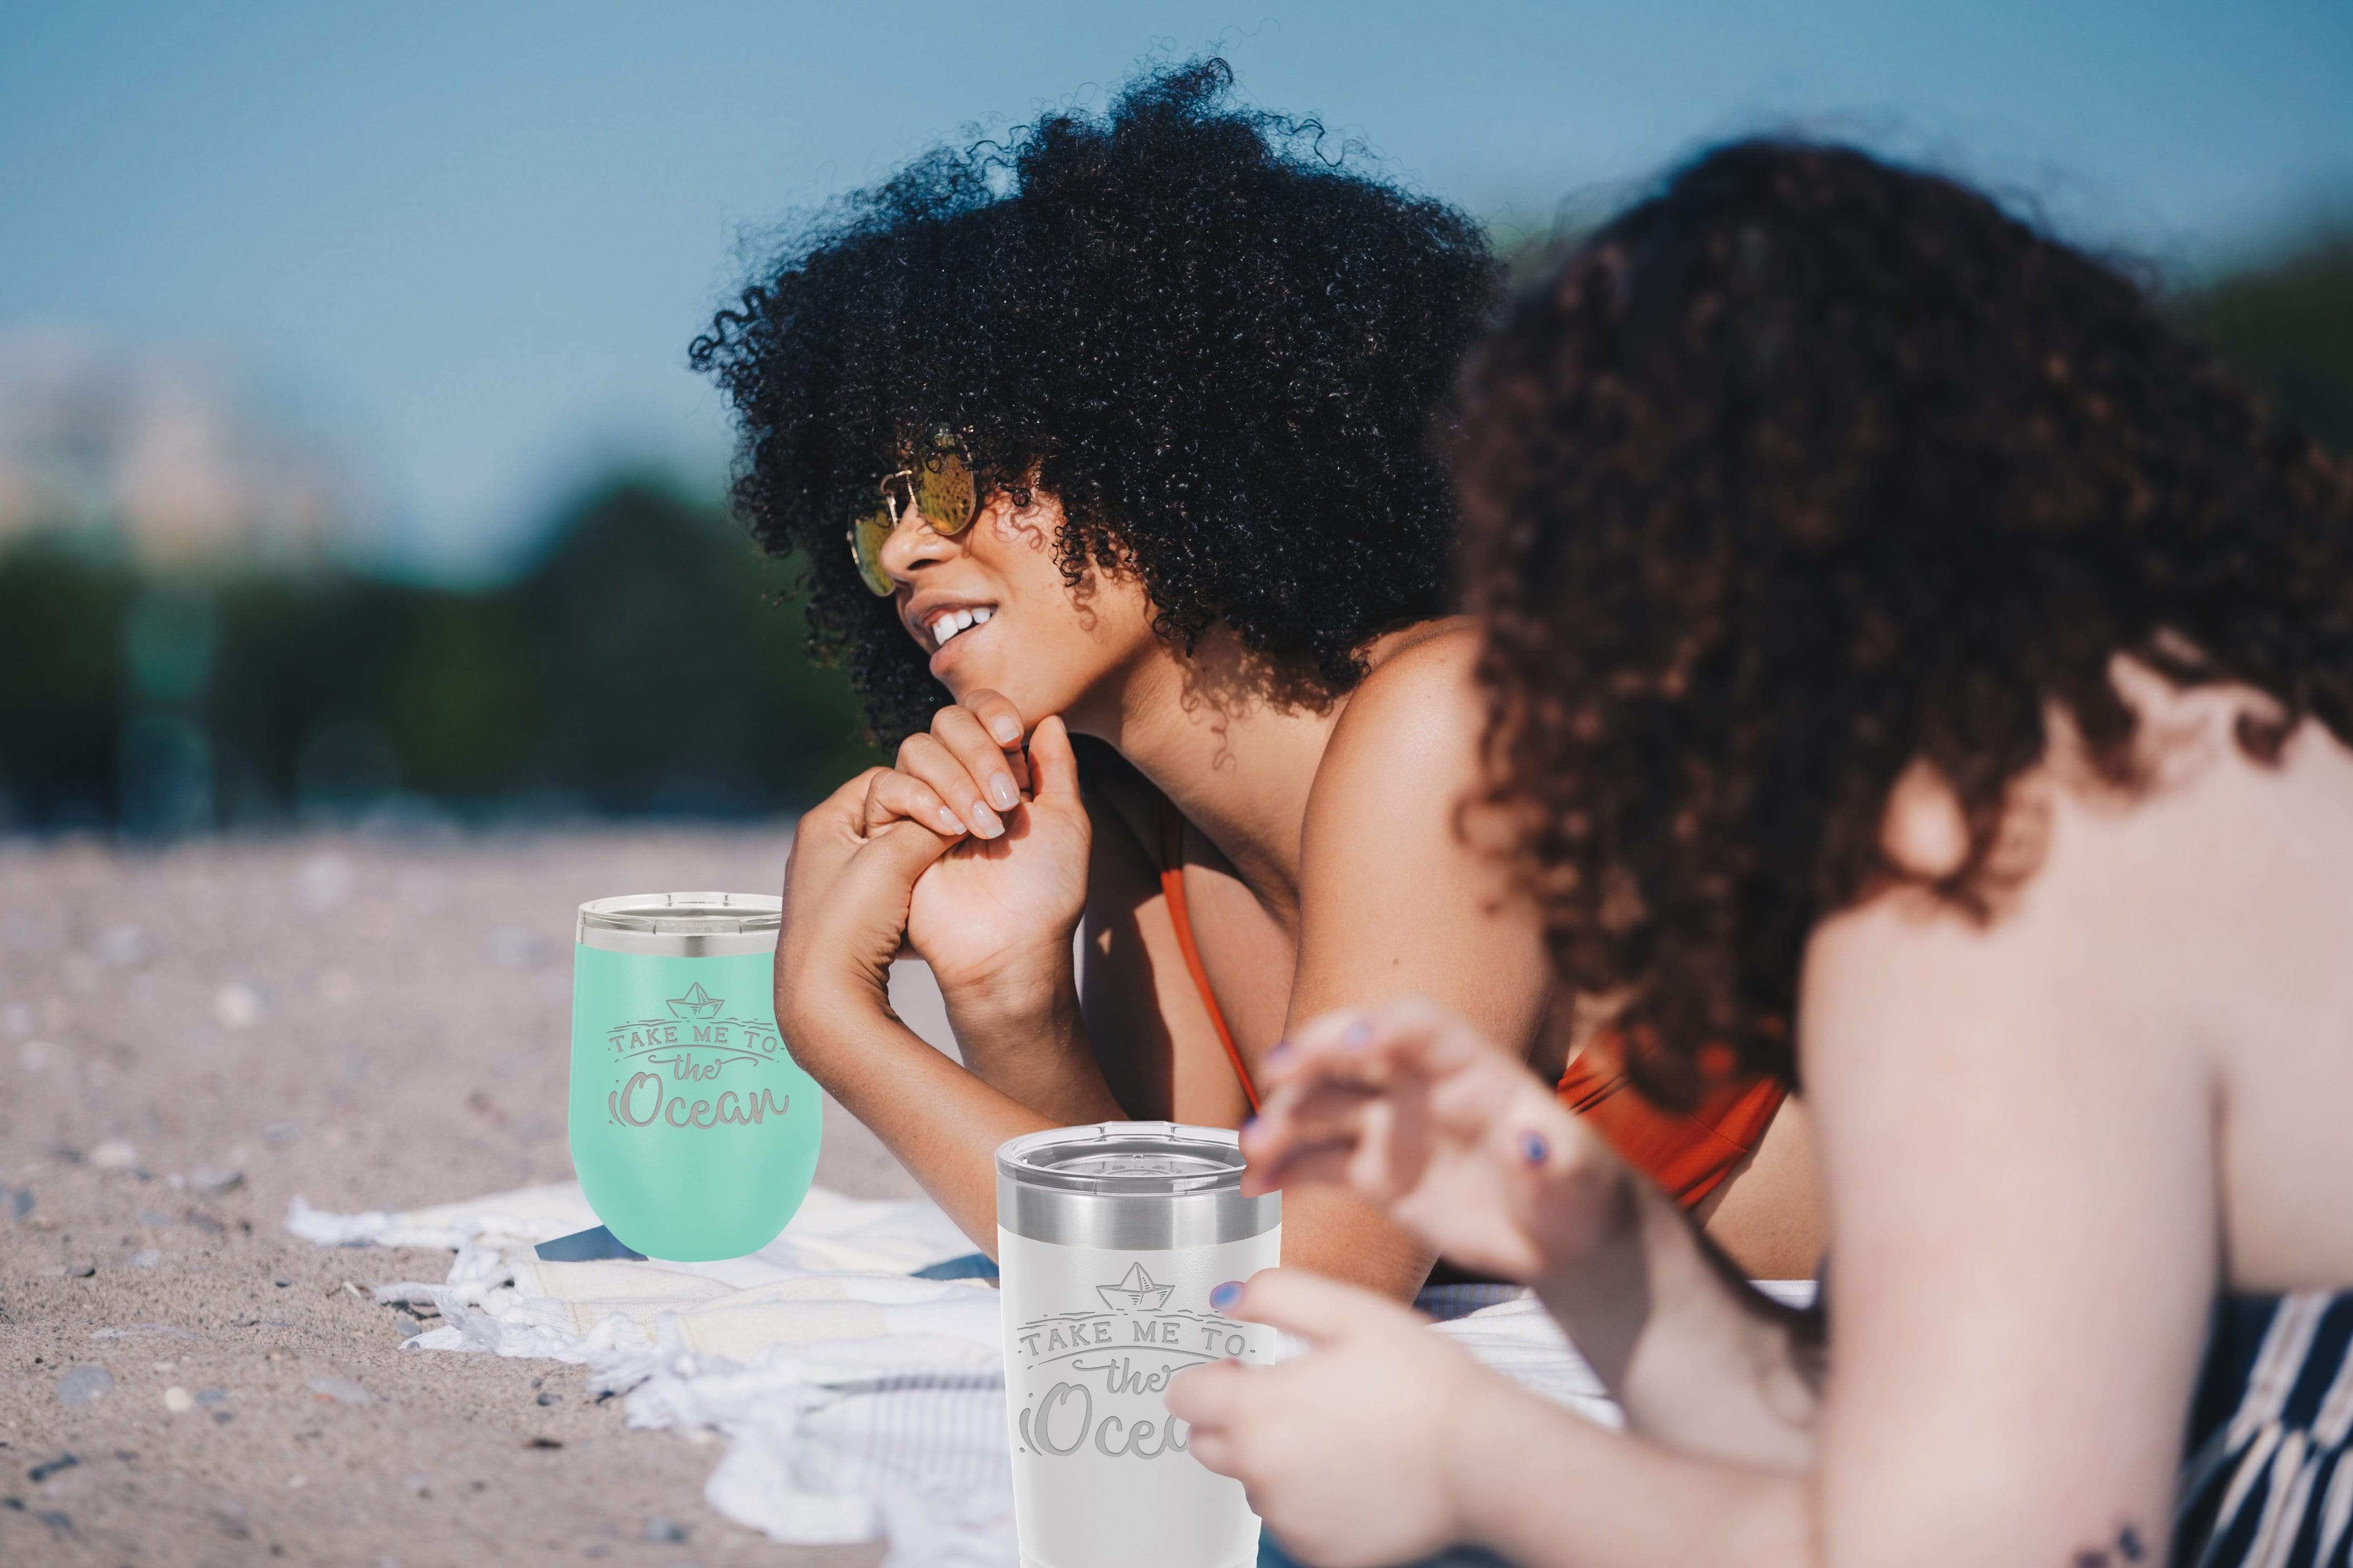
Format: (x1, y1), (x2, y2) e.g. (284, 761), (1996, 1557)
(4, 1), (2349, 578)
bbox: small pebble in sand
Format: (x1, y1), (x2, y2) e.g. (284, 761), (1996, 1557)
(296, 852), (356, 912)
(536, 1392), (556, 1406)
(89, 1140), (139, 1170)
(404, 1473), (431, 1497)
(189, 1168), (244, 1197)
(308, 1375), (372, 1407)
(129, 1249), (160, 1267)
(214, 983), (263, 1028)
(10, 1187), (32, 1219)
(27, 1452), (78, 1483)
(643, 1518), (688, 1544)
(163, 1387), (194, 1413)
(194, 1387), (227, 1407)
(54, 1365), (112, 1407)
(274, 1277), (291, 1288)
(393, 1314), (424, 1339)
(65, 1262), (95, 1278)
(262, 1119), (302, 1147)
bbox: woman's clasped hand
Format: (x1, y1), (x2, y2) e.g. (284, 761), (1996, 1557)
(776, 697), (1102, 1089)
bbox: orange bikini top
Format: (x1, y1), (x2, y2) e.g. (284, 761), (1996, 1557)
(1554, 1036), (1785, 1208)
(1158, 804), (1262, 1114)
(1153, 799), (1782, 1207)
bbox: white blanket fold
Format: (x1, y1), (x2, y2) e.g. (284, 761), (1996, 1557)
(291, 1180), (1628, 1566)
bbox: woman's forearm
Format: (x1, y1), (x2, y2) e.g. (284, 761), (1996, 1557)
(934, 959), (1125, 1126)
(1446, 1376), (1811, 1568)
(791, 1000), (1118, 1252)
(1535, 1176), (1820, 1469)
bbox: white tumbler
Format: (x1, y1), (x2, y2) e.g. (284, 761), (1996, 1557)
(997, 1121), (1281, 1568)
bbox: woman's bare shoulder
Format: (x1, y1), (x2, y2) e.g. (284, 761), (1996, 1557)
(1305, 620), (1498, 871)
(1329, 618), (1485, 754)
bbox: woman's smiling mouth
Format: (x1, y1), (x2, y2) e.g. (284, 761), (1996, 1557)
(927, 604), (994, 648)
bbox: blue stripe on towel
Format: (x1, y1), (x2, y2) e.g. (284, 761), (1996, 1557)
(1260, 1536), (1513, 1567)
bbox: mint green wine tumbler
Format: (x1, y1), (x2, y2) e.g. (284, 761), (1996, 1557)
(568, 892), (820, 1261)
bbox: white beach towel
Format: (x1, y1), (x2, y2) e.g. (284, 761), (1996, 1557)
(290, 1180), (1664, 1565)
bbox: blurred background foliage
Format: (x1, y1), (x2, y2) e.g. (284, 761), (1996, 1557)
(2182, 231), (2353, 455)
(0, 477), (878, 833)
(0, 229), (2347, 835)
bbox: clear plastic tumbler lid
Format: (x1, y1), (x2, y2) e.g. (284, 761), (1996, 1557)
(997, 1122), (1276, 1248)
(576, 892), (781, 956)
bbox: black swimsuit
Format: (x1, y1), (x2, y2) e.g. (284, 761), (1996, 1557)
(2176, 1292), (2353, 1566)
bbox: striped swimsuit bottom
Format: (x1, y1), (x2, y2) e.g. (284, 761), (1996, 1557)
(2178, 1292), (2353, 1567)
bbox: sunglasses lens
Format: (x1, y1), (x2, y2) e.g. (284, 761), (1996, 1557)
(849, 503), (896, 595)
(910, 450), (977, 535)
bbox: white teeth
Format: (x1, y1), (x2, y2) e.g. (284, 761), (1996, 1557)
(928, 607), (993, 650)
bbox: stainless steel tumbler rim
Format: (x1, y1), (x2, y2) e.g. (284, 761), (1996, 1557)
(576, 892), (782, 957)
(996, 1121), (1279, 1250)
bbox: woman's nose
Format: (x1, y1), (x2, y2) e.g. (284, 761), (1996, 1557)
(875, 506), (963, 585)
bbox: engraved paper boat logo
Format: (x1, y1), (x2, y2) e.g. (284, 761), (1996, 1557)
(1096, 1262), (1173, 1313)
(666, 982), (724, 1021)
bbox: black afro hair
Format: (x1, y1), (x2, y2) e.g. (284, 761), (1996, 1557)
(690, 57), (1501, 742)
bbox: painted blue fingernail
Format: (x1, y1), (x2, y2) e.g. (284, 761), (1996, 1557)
(1519, 1130), (1549, 1166)
(1209, 1281), (1244, 1312)
(1342, 1019), (1372, 1050)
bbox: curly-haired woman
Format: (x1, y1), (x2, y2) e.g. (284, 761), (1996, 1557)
(1173, 140), (2353, 1566)
(693, 61), (1822, 1293)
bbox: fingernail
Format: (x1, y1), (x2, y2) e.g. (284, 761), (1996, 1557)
(1265, 1040), (1291, 1064)
(937, 806), (962, 831)
(989, 774), (1019, 811)
(1519, 1130), (1549, 1166)
(990, 715), (1022, 745)
(971, 802), (1003, 837)
(1209, 1281), (1244, 1313)
(1342, 1019), (1372, 1050)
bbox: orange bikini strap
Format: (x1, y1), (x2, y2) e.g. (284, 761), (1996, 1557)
(1157, 802), (1262, 1114)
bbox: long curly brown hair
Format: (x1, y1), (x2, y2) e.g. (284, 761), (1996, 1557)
(1455, 140), (2353, 1102)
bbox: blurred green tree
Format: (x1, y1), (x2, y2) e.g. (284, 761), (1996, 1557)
(0, 476), (881, 830)
(2182, 231), (2353, 454)
(0, 540), (137, 826)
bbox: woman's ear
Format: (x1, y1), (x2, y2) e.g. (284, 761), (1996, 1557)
(1878, 758), (1971, 881)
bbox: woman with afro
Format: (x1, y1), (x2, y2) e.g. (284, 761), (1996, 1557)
(693, 61), (1823, 1295)
(1176, 141), (2353, 1566)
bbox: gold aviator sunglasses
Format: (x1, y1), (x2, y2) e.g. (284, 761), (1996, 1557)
(848, 441), (978, 596)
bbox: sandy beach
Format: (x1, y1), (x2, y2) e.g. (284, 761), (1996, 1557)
(0, 828), (924, 1567)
